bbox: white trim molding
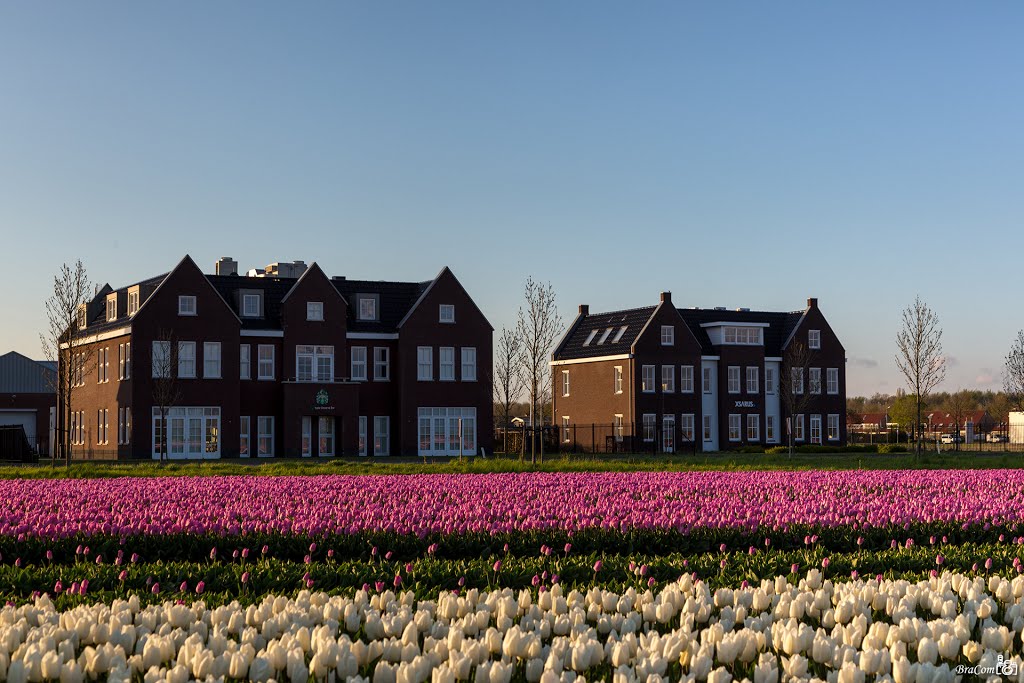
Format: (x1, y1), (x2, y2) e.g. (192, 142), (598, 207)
(550, 353), (632, 367)
(347, 332), (400, 340)
(240, 330), (285, 338)
(60, 327), (131, 348)
(699, 321), (771, 328)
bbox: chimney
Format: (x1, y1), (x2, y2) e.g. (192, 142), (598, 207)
(807, 297), (818, 309)
(660, 291), (672, 304)
(215, 257), (238, 276)
(578, 304), (589, 316)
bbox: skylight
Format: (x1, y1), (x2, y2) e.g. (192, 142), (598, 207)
(597, 327), (614, 344)
(612, 326), (627, 343)
(583, 330), (599, 346)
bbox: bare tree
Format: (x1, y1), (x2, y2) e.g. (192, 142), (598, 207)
(945, 389), (971, 452)
(895, 296), (946, 457)
(39, 260), (94, 466)
(1003, 331), (1024, 414)
(515, 277), (562, 465)
(151, 331), (181, 464)
(780, 341), (815, 455)
(493, 327), (523, 457)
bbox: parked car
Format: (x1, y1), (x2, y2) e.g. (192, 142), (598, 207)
(940, 434), (962, 444)
(987, 433), (1009, 443)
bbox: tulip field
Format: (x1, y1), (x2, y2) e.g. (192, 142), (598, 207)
(1, 469), (1023, 681)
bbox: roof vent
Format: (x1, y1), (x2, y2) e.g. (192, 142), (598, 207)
(735, 307), (750, 312)
(714, 307), (727, 311)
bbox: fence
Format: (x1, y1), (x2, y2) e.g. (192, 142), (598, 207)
(0, 426), (42, 463)
(848, 424), (1024, 453)
(495, 422), (699, 457)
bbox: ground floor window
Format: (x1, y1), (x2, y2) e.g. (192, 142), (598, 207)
(562, 417), (571, 443)
(794, 414), (805, 441)
(828, 414), (840, 441)
(810, 414), (822, 444)
(374, 416), (390, 456)
(747, 414), (760, 441)
(728, 414), (741, 441)
(359, 416), (367, 456)
(258, 416), (274, 456)
(766, 415), (776, 442)
(240, 416), (250, 457)
(301, 417), (312, 457)
(152, 407), (220, 458)
(417, 407), (476, 456)
(680, 414), (695, 442)
(642, 414), (656, 442)
(662, 415), (675, 453)
(703, 415), (712, 442)
(614, 414), (623, 442)
(319, 416), (334, 456)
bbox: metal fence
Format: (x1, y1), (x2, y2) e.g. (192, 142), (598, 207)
(495, 422), (699, 457)
(848, 425), (1024, 453)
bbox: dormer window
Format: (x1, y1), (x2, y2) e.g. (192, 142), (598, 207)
(127, 290), (140, 316)
(242, 293), (262, 318)
(439, 304), (455, 323)
(106, 296), (117, 322)
(307, 302), (324, 321)
(357, 294), (379, 321)
(178, 295), (197, 316)
(723, 326), (762, 345)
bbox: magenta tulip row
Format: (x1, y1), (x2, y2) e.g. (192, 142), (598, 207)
(1, 469), (1021, 539)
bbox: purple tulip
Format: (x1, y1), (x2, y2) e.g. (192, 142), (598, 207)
(593, 560), (603, 573)
(241, 572), (250, 584)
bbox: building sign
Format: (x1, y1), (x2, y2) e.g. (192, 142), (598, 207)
(734, 400), (756, 409)
(313, 388), (334, 412)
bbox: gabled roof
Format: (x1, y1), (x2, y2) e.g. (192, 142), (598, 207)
(207, 275), (295, 330)
(555, 306), (656, 360)
(332, 278), (430, 333)
(677, 308), (804, 356)
(76, 273), (166, 336)
(0, 351), (56, 393)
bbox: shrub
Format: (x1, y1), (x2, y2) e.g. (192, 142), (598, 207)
(878, 444), (908, 454)
(765, 446), (788, 455)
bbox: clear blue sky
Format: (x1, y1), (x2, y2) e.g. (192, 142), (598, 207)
(2, 2), (1022, 397)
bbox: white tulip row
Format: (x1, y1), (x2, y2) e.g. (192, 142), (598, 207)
(0, 570), (1021, 683)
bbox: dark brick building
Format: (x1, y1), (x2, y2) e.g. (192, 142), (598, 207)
(551, 292), (846, 451)
(65, 256), (492, 459)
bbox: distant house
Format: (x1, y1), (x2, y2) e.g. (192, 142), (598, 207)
(849, 412), (888, 433)
(925, 410), (996, 440)
(0, 351), (56, 455)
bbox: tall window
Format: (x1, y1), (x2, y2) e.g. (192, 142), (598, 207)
(177, 342), (196, 378)
(562, 370), (570, 397)
(562, 417), (571, 443)
(614, 414), (623, 442)
(374, 416), (390, 455)
(810, 368), (822, 394)
(766, 415), (776, 442)
(118, 344), (126, 380)
(703, 415), (713, 441)
(439, 347), (455, 381)
(124, 342), (131, 379)
(680, 366), (694, 393)
(127, 291), (139, 315)
(239, 416), (250, 457)
(680, 414), (695, 442)
(727, 366), (741, 394)
(417, 407), (477, 456)
(258, 345), (274, 380)
(827, 368), (839, 394)
(765, 367), (776, 394)
(461, 347), (476, 381)
(97, 347), (108, 383)
(358, 416), (367, 456)
(306, 302), (324, 321)
(178, 295), (197, 316)
(417, 347), (433, 381)
(703, 367), (712, 393)
(297, 345), (334, 382)
(439, 304), (455, 323)
(747, 414), (760, 441)
(746, 367), (758, 394)
(151, 407), (221, 457)
(152, 341), (170, 378)
(374, 347), (390, 381)
(642, 365), (655, 392)
(661, 366), (675, 393)
(242, 294), (261, 318)
(661, 325), (674, 346)
(118, 408), (126, 445)
(106, 297), (116, 322)
(662, 415), (675, 452)
(358, 296), (377, 321)
(810, 415), (822, 444)
(319, 417), (335, 456)
(301, 417), (311, 457)
(728, 414), (741, 441)
(351, 346), (367, 381)
(794, 414), (805, 441)
(613, 366), (623, 394)
(828, 414), (840, 441)
(642, 414), (656, 442)
(792, 368), (804, 395)
(240, 344), (251, 380)
(808, 330), (821, 349)
(125, 407), (131, 445)
(204, 342), (222, 379)
(258, 417), (274, 456)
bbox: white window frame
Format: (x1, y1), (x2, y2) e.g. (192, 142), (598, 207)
(374, 347), (390, 381)
(257, 416), (274, 457)
(827, 368), (839, 395)
(417, 346), (433, 381)
(792, 368), (804, 395)
(747, 414), (760, 441)
(703, 414), (713, 442)
(642, 365), (656, 393)
(612, 326), (628, 343)
(680, 413), (695, 442)
(240, 344), (251, 380)
(810, 414), (822, 444)
(728, 414), (741, 442)
(178, 295), (197, 316)
(203, 342), (222, 379)
(239, 416), (250, 457)
(297, 345), (334, 382)
(794, 414), (805, 441)
(127, 291), (139, 316)
(661, 325), (674, 346)
(177, 342), (196, 379)
(318, 416), (335, 457)
(461, 347), (477, 381)
(727, 366), (741, 394)
(613, 366), (623, 394)
(766, 415), (776, 442)
(257, 344), (275, 380)
(301, 416), (311, 457)
(118, 344), (125, 380)
(242, 294), (261, 318)
(416, 407), (477, 456)
(152, 341), (170, 378)
(306, 301), (324, 321)
(746, 367), (758, 394)
(662, 414), (675, 452)
(562, 370), (570, 397)
(439, 304), (455, 323)
(680, 365), (694, 393)
(703, 367), (712, 394)
(358, 416), (367, 456)
(358, 296), (378, 322)
(583, 330), (598, 347)
(562, 417), (571, 443)
(124, 342), (131, 379)
(642, 414), (656, 442)
(351, 346), (367, 381)
(828, 414), (840, 441)
(808, 330), (821, 350)
(439, 347), (455, 381)
(810, 368), (822, 395)
(614, 414), (624, 443)
(765, 366), (776, 395)
(661, 365), (675, 393)
(106, 297), (116, 322)
(723, 327), (763, 345)
(374, 416), (390, 456)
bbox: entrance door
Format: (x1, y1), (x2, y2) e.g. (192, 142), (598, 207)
(318, 416), (334, 457)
